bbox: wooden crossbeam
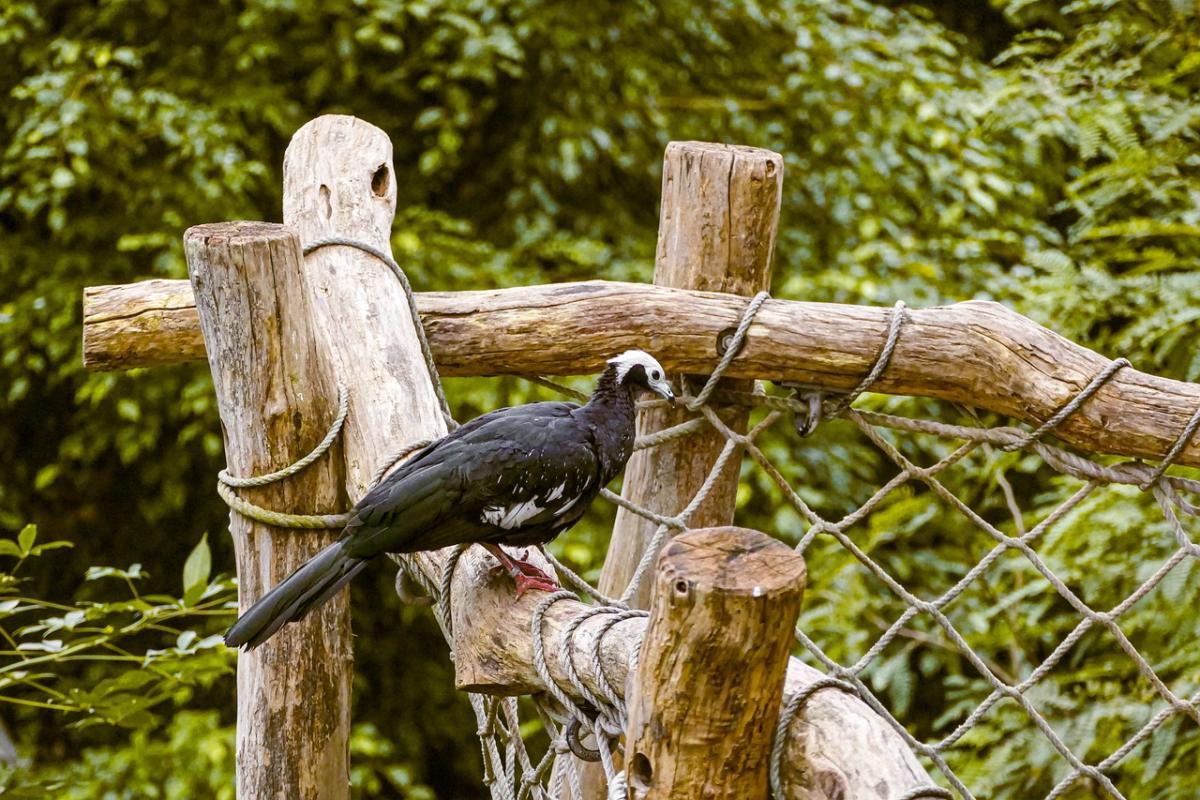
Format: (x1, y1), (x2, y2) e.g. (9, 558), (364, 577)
(84, 277), (1200, 468)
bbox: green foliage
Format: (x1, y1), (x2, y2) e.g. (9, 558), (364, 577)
(0, 528), (235, 729)
(0, 712), (433, 800)
(2, 0), (1199, 797)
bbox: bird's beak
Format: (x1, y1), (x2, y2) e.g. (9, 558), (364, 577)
(653, 383), (676, 407)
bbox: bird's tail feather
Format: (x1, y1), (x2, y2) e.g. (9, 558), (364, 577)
(224, 541), (366, 650)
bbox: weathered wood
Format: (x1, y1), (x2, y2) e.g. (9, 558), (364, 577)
(625, 528), (804, 800)
(83, 278), (1200, 468)
(281, 114), (448, 493)
(84, 278), (200, 370)
(185, 222), (350, 800)
(450, 528), (937, 799)
(599, 141), (782, 611)
(779, 661), (936, 800)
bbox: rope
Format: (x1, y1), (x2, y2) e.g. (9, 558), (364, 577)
(214, 380), (351, 528)
(1000, 358), (1130, 451)
(1138, 404), (1200, 490)
(686, 290), (770, 410)
(302, 236), (457, 430)
(792, 300), (908, 435)
(208, 230), (1200, 799)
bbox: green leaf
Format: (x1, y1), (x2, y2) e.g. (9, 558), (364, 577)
(0, 540), (22, 558)
(182, 534), (211, 606)
(85, 564), (146, 582)
(17, 524), (36, 554)
(33, 464), (59, 491)
(29, 541), (73, 555)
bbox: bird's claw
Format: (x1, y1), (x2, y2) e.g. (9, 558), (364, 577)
(510, 558), (553, 583)
(512, 572), (560, 598)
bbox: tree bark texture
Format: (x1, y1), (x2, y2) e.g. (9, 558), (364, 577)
(82, 279), (1200, 468)
(185, 221), (351, 800)
(624, 527), (806, 800)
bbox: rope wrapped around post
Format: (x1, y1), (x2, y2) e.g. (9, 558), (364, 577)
(205, 224), (1200, 799)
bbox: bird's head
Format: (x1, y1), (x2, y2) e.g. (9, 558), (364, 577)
(606, 350), (676, 406)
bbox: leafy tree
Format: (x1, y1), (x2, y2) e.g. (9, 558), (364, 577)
(1, 0), (1198, 797)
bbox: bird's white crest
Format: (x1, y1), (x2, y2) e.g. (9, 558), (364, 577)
(608, 349), (666, 383)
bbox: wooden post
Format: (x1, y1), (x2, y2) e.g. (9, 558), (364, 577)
(185, 222), (351, 799)
(598, 142), (783, 608)
(580, 140), (782, 800)
(282, 115), (448, 496)
(625, 527), (805, 799)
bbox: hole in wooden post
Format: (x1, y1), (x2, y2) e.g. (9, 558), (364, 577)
(630, 752), (652, 790)
(319, 184), (332, 220)
(371, 164), (389, 197)
(674, 579), (690, 597)
(715, 325), (738, 356)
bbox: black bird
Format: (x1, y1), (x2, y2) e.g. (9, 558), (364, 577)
(224, 350), (675, 649)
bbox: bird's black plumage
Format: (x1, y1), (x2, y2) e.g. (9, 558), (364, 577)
(225, 351), (674, 649)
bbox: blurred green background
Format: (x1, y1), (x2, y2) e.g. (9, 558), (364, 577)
(1, 0), (1198, 797)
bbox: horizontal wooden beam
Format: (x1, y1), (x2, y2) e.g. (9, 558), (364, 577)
(83, 278), (1200, 467)
(448, 544), (934, 799)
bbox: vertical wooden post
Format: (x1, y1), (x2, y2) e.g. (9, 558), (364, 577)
(598, 142), (783, 608)
(185, 222), (350, 799)
(625, 527), (806, 799)
(282, 115), (448, 498)
(579, 141), (784, 799)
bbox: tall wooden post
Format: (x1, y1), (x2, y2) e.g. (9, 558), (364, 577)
(282, 115), (448, 496)
(625, 527), (806, 799)
(598, 142), (783, 608)
(577, 141), (784, 798)
(185, 222), (351, 799)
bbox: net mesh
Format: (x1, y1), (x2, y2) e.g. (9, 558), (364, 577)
(393, 296), (1200, 800)
(237, 239), (1198, 799)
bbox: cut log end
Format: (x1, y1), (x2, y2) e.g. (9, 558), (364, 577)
(627, 527), (806, 800)
(658, 526), (806, 598)
(185, 219), (295, 244)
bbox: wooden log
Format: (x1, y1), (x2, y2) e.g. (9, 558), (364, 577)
(625, 528), (805, 799)
(778, 661), (937, 800)
(450, 527), (938, 799)
(598, 141), (782, 611)
(281, 114), (448, 492)
(82, 278), (1200, 468)
(185, 221), (350, 800)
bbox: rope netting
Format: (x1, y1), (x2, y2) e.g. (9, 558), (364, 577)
(218, 240), (1200, 800)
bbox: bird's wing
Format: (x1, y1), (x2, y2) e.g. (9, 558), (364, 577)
(461, 414), (602, 537)
(339, 402), (594, 557)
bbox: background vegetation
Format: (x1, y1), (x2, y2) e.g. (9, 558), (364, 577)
(1, 0), (1198, 796)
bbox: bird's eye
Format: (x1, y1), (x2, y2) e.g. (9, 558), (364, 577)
(651, 370), (661, 380)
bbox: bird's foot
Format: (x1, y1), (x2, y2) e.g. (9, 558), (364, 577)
(510, 555), (554, 583)
(512, 571), (560, 598)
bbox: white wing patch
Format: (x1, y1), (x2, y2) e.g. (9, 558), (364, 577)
(481, 482), (585, 530)
(482, 498), (545, 530)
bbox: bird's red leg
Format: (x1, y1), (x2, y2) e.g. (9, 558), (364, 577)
(510, 548), (555, 582)
(481, 544), (559, 598)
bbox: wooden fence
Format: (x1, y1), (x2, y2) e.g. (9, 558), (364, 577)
(81, 115), (1200, 799)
